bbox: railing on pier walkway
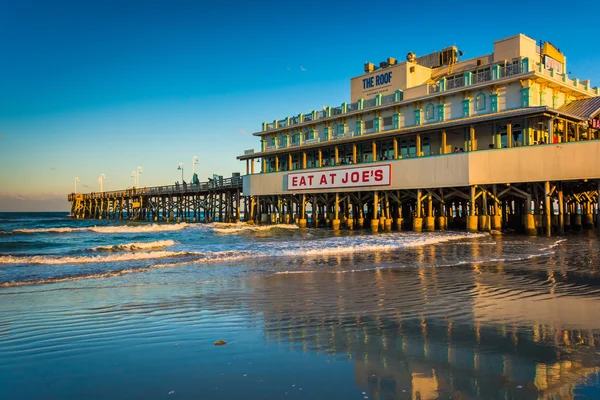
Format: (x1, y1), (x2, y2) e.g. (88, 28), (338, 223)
(68, 177), (243, 201)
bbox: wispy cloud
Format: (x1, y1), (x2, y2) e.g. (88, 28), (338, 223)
(82, 184), (91, 189)
(239, 129), (248, 135)
(0, 192), (64, 201)
(50, 167), (58, 171)
(300, 66), (307, 72)
(286, 67), (291, 71)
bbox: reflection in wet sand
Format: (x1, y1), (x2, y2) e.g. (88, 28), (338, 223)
(1, 235), (599, 399)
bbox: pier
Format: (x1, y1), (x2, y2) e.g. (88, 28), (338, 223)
(68, 176), (243, 222)
(68, 34), (600, 236)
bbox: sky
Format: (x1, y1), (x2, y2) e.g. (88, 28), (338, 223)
(0, 0), (598, 211)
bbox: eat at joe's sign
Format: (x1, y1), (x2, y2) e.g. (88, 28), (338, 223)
(287, 164), (391, 191)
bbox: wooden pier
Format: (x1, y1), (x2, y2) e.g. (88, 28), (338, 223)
(68, 176), (243, 222)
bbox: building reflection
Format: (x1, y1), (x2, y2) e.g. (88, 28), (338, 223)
(254, 240), (600, 399)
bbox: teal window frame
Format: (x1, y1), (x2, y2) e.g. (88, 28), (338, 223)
(462, 99), (471, 118)
(425, 103), (435, 120)
(475, 93), (486, 111)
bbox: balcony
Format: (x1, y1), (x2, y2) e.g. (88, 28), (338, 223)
(335, 131), (356, 140)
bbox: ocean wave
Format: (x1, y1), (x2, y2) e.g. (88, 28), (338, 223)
(8, 223), (190, 235)
(91, 240), (177, 251)
(0, 251), (189, 265)
(0, 267), (150, 287)
(209, 223), (299, 234)
(278, 232), (487, 256)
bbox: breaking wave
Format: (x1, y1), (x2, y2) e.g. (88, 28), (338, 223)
(91, 240), (177, 251)
(209, 223), (299, 234)
(8, 223), (190, 235)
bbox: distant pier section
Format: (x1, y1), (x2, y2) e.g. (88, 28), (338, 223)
(68, 174), (243, 222)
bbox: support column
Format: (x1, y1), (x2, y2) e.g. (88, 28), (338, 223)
(466, 186), (478, 232)
(558, 186), (565, 234)
(352, 144), (357, 164)
(371, 191), (380, 232)
(384, 192), (392, 231)
(302, 152), (307, 169)
(479, 190), (489, 231)
(491, 184), (502, 231)
(469, 126), (477, 151)
(299, 194), (307, 228)
(318, 150), (322, 168)
(371, 141), (377, 162)
(275, 156), (279, 172)
(544, 181), (552, 236)
(507, 123), (513, 148)
(346, 195), (354, 229)
(393, 138), (398, 159)
(441, 130), (447, 154)
(416, 134), (422, 157)
(288, 154), (293, 171)
(334, 147), (339, 165)
(413, 189), (423, 232)
(333, 193), (340, 231)
(246, 160), (249, 175)
(525, 195), (536, 235)
(425, 194), (435, 231)
(251, 159), (255, 174)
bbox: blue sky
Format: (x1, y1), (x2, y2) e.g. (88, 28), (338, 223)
(0, 0), (598, 211)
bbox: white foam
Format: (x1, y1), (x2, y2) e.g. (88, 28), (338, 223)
(10, 223), (190, 234)
(539, 239), (567, 251)
(92, 240), (177, 251)
(209, 223), (299, 234)
(278, 232), (487, 257)
(0, 251), (189, 265)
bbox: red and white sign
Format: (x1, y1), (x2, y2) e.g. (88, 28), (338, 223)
(287, 164), (391, 191)
(590, 119), (600, 129)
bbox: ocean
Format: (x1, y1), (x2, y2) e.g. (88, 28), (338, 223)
(1, 212), (599, 399)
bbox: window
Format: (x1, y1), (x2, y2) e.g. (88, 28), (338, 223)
(400, 140), (409, 158)
(475, 93), (486, 111)
(383, 116), (393, 127)
(422, 137), (431, 156)
(408, 138), (417, 157)
(365, 120), (374, 130)
(425, 103), (435, 120)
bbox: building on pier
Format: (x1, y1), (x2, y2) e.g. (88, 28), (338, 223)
(237, 34), (600, 234)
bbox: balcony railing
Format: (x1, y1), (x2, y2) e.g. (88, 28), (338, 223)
(265, 145), (277, 151)
(364, 98), (377, 108)
(304, 137), (320, 145)
(381, 94), (395, 105)
(446, 75), (465, 90)
(347, 102), (358, 112)
(278, 119), (287, 128)
(335, 131), (355, 140)
(475, 70), (492, 84)
(332, 106), (343, 115)
(429, 83), (440, 94)
(501, 63), (521, 77)
(304, 113), (313, 122)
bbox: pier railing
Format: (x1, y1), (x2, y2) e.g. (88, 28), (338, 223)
(68, 177), (243, 201)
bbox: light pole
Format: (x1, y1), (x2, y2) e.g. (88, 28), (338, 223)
(131, 171), (136, 187)
(192, 156), (199, 176)
(74, 177), (80, 193)
(98, 173), (106, 192)
(177, 162), (184, 182)
(137, 166), (143, 187)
